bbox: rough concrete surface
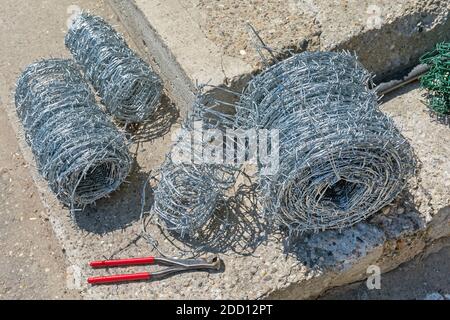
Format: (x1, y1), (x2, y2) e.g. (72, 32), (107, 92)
(109, 0), (450, 112)
(1, 0), (449, 300)
(321, 244), (450, 300)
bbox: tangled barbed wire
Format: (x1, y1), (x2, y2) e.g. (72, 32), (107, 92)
(149, 96), (241, 238)
(235, 51), (416, 233)
(15, 59), (132, 207)
(151, 158), (238, 239)
(65, 12), (163, 123)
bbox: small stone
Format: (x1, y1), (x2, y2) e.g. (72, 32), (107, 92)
(239, 49), (247, 55)
(263, 275), (272, 281)
(397, 207), (405, 214)
(250, 266), (258, 275)
(226, 282), (236, 289)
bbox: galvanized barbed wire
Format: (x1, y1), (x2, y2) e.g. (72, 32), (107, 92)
(147, 91), (242, 239)
(15, 58), (132, 207)
(65, 12), (163, 123)
(234, 51), (416, 233)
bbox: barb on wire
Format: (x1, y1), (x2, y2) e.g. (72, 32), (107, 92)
(65, 12), (163, 123)
(15, 58), (132, 207)
(142, 51), (416, 252)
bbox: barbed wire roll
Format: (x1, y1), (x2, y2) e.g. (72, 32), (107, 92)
(236, 51), (416, 232)
(152, 159), (237, 238)
(15, 59), (132, 206)
(65, 12), (163, 123)
(150, 95), (240, 238)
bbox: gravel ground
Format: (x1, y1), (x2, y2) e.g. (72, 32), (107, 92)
(193, 0), (321, 68)
(0, 107), (77, 299)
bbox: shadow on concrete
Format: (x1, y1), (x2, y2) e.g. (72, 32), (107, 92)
(282, 188), (425, 271)
(379, 81), (420, 104)
(73, 165), (150, 234)
(155, 182), (270, 256)
(320, 243), (450, 300)
(425, 110), (450, 127)
(73, 95), (179, 234)
(126, 94), (180, 144)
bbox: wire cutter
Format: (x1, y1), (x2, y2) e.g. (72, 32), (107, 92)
(87, 255), (221, 285)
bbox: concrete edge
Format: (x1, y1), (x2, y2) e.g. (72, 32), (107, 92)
(108, 0), (449, 114)
(265, 206), (450, 299)
(107, 0), (196, 116)
(3, 99), (81, 295)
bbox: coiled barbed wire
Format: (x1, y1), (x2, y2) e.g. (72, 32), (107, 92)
(234, 51), (416, 233)
(65, 12), (163, 123)
(151, 158), (237, 238)
(149, 92), (242, 238)
(15, 59), (132, 206)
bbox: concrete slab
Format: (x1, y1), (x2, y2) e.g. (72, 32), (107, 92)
(2, 0), (448, 299)
(109, 0), (450, 113)
(5, 79), (450, 298)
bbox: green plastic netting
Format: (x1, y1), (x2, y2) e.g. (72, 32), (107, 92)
(420, 42), (450, 115)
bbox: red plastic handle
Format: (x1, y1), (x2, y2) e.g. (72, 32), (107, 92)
(87, 272), (151, 284)
(90, 256), (155, 268)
